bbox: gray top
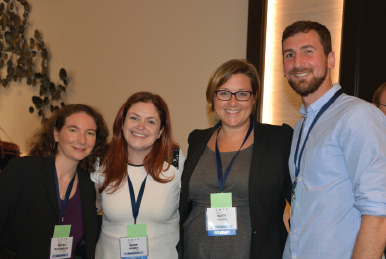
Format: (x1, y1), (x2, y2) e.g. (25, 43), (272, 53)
(183, 144), (253, 259)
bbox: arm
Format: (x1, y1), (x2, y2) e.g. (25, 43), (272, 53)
(178, 149), (186, 188)
(352, 215), (386, 259)
(339, 105), (386, 257)
(340, 105), (386, 214)
(90, 165), (103, 214)
(280, 124), (293, 232)
(279, 123), (294, 205)
(94, 182), (102, 214)
(0, 158), (25, 235)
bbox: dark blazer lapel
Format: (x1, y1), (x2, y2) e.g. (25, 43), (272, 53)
(77, 169), (88, 222)
(77, 168), (97, 257)
(182, 123), (219, 185)
(248, 120), (268, 229)
(250, 121), (268, 180)
(42, 156), (60, 220)
(77, 168), (96, 230)
(180, 123), (219, 224)
(77, 169), (89, 213)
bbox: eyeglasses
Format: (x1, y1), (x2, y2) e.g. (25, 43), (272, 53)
(215, 90), (253, 101)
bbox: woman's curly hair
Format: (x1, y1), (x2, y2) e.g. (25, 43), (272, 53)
(28, 104), (109, 172)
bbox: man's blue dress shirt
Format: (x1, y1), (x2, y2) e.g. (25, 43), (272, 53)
(283, 84), (386, 259)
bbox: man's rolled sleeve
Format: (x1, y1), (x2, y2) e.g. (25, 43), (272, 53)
(340, 104), (386, 217)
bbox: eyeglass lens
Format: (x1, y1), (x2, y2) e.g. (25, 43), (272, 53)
(216, 90), (251, 101)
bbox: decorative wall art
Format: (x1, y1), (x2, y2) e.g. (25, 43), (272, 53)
(0, 0), (69, 122)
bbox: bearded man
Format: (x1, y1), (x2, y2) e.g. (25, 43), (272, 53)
(281, 21), (386, 259)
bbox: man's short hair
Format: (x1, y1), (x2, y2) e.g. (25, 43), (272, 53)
(372, 82), (386, 106)
(282, 21), (332, 56)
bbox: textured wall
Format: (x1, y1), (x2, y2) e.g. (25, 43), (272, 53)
(262, 0), (344, 127)
(0, 0), (249, 154)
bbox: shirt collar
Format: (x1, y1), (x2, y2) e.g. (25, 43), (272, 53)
(300, 83), (342, 117)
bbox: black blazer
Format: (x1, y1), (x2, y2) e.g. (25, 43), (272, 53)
(179, 118), (293, 259)
(0, 156), (99, 259)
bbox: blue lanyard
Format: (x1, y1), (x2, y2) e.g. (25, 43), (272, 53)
(127, 173), (148, 224)
(215, 117), (254, 192)
(54, 166), (76, 225)
(293, 89), (343, 189)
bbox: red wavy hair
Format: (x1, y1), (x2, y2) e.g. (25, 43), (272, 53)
(100, 92), (178, 194)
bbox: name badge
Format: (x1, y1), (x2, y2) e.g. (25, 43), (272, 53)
(50, 237), (73, 259)
(120, 237), (148, 259)
(50, 225), (73, 259)
(206, 193), (237, 236)
(206, 207), (237, 236)
(120, 224), (148, 259)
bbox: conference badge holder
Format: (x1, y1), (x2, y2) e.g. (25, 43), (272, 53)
(50, 225), (73, 259)
(206, 193), (237, 236)
(120, 224), (148, 259)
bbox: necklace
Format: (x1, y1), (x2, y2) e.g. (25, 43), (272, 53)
(60, 172), (77, 200)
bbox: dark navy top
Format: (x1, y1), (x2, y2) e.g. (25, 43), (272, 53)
(59, 182), (84, 259)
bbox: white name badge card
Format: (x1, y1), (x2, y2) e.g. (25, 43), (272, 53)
(207, 193), (237, 236)
(120, 223), (148, 259)
(120, 237), (148, 259)
(50, 225), (73, 259)
(50, 237), (73, 259)
(206, 207), (237, 236)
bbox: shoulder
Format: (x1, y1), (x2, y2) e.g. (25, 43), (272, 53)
(187, 120), (220, 145)
(170, 147), (186, 169)
(257, 122), (293, 133)
(90, 163), (106, 185)
(77, 166), (92, 181)
(186, 126), (216, 158)
(256, 122), (293, 143)
(254, 122), (293, 156)
(337, 94), (386, 126)
(337, 94), (377, 114)
(0, 156), (52, 185)
(187, 127), (214, 143)
(3, 156), (49, 172)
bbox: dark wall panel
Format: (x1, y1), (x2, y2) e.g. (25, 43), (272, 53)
(339, 0), (386, 102)
(246, 0), (266, 121)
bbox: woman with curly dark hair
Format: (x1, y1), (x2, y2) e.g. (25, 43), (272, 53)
(0, 104), (109, 259)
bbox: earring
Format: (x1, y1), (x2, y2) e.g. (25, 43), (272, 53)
(52, 141), (57, 151)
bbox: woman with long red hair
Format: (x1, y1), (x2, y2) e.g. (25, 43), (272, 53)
(91, 92), (185, 259)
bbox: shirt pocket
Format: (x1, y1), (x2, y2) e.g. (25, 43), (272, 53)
(302, 145), (345, 188)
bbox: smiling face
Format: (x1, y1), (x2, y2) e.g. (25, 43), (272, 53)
(213, 73), (255, 130)
(54, 112), (97, 166)
(283, 30), (334, 97)
(122, 102), (163, 160)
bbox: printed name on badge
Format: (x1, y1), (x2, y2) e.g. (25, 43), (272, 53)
(206, 207), (237, 236)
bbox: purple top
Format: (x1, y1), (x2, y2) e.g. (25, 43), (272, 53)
(59, 182), (84, 259)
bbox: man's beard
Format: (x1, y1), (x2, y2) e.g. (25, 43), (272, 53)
(288, 67), (327, 97)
